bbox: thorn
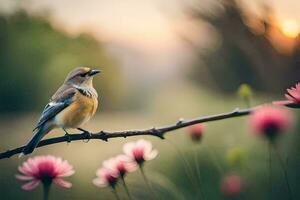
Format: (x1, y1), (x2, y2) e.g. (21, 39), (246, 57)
(158, 134), (165, 139)
(177, 118), (185, 125)
(151, 128), (164, 139)
(100, 131), (108, 142)
(233, 108), (240, 112)
(151, 127), (157, 134)
(18, 152), (24, 158)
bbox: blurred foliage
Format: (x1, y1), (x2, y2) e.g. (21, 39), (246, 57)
(190, 0), (300, 94)
(237, 84), (253, 100)
(237, 83), (253, 107)
(226, 146), (247, 169)
(0, 11), (125, 112)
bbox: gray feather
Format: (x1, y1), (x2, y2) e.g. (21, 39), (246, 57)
(33, 91), (75, 131)
(22, 124), (52, 155)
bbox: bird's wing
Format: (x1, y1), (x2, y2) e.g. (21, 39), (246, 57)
(33, 87), (77, 131)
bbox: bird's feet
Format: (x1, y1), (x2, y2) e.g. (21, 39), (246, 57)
(63, 128), (71, 143)
(77, 128), (92, 142)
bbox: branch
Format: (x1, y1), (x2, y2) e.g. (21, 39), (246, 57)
(0, 107), (254, 159)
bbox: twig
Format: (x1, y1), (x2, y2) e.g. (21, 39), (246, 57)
(0, 107), (253, 159)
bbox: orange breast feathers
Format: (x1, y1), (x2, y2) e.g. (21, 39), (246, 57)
(54, 91), (98, 128)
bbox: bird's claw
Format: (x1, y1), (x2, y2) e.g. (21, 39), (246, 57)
(77, 128), (92, 143)
(83, 131), (92, 143)
(64, 133), (71, 143)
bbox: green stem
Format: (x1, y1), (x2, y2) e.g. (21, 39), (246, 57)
(140, 166), (151, 190)
(268, 142), (272, 199)
(111, 188), (120, 200)
(273, 145), (293, 200)
(167, 140), (201, 198)
(43, 182), (51, 200)
(193, 148), (202, 185)
(244, 97), (251, 108)
(121, 177), (133, 200)
(139, 166), (159, 199)
(204, 143), (224, 175)
(193, 148), (205, 200)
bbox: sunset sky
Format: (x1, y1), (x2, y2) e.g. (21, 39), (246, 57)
(0, 0), (299, 82)
(16, 0), (300, 45)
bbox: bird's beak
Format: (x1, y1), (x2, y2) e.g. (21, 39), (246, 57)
(88, 69), (101, 76)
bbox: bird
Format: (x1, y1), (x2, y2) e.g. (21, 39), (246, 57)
(21, 67), (100, 155)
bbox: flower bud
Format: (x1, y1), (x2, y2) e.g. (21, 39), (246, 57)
(188, 124), (204, 142)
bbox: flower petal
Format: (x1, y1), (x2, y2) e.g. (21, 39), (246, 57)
(21, 180), (40, 191)
(103, 158), (116, 171)
(126, 162), (138, 172)
(123, 142), (136, 157)
(53, 178), (72, 188)
(17, 155), (75, 182)
(15, 175), (34, 181)
(93, 178), (108, 188)
(145, 149), (158, 160)
(58, 169), (75, 177)
(18, 166), (31, 176)
(273, 100), (293, 105)
(115, 155), (130, 162)
(137, 139), (152, 155)
(288, 88), (300, 99)
(56, 161), (74, 177)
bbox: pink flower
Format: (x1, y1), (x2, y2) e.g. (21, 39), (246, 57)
(93, 167), (119, 188)
(103, 155), (137, 177)
(273, 83), (300, 108)
(16, 155), (74, 191)
(221, 175), (244, 196)
(123, 139), (158, 165)
(249, 106), (293, 140)
(188, 124), (204, 141)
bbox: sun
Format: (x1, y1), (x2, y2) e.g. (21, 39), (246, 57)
(280, 19), (300, 38)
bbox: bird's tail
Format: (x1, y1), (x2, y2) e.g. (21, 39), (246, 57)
(21, 124), (52, 156)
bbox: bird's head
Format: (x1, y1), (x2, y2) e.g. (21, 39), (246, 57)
(64, 67), (101, 87)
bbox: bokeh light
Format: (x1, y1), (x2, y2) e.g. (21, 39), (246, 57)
(280, 19), (300, 38)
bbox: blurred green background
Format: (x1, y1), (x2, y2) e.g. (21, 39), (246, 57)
(0, 0), (299, 199)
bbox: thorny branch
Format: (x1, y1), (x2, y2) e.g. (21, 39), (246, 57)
(0, 107), (254, 159)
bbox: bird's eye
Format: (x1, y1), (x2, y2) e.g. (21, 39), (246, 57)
(79, 73), (87, 77)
